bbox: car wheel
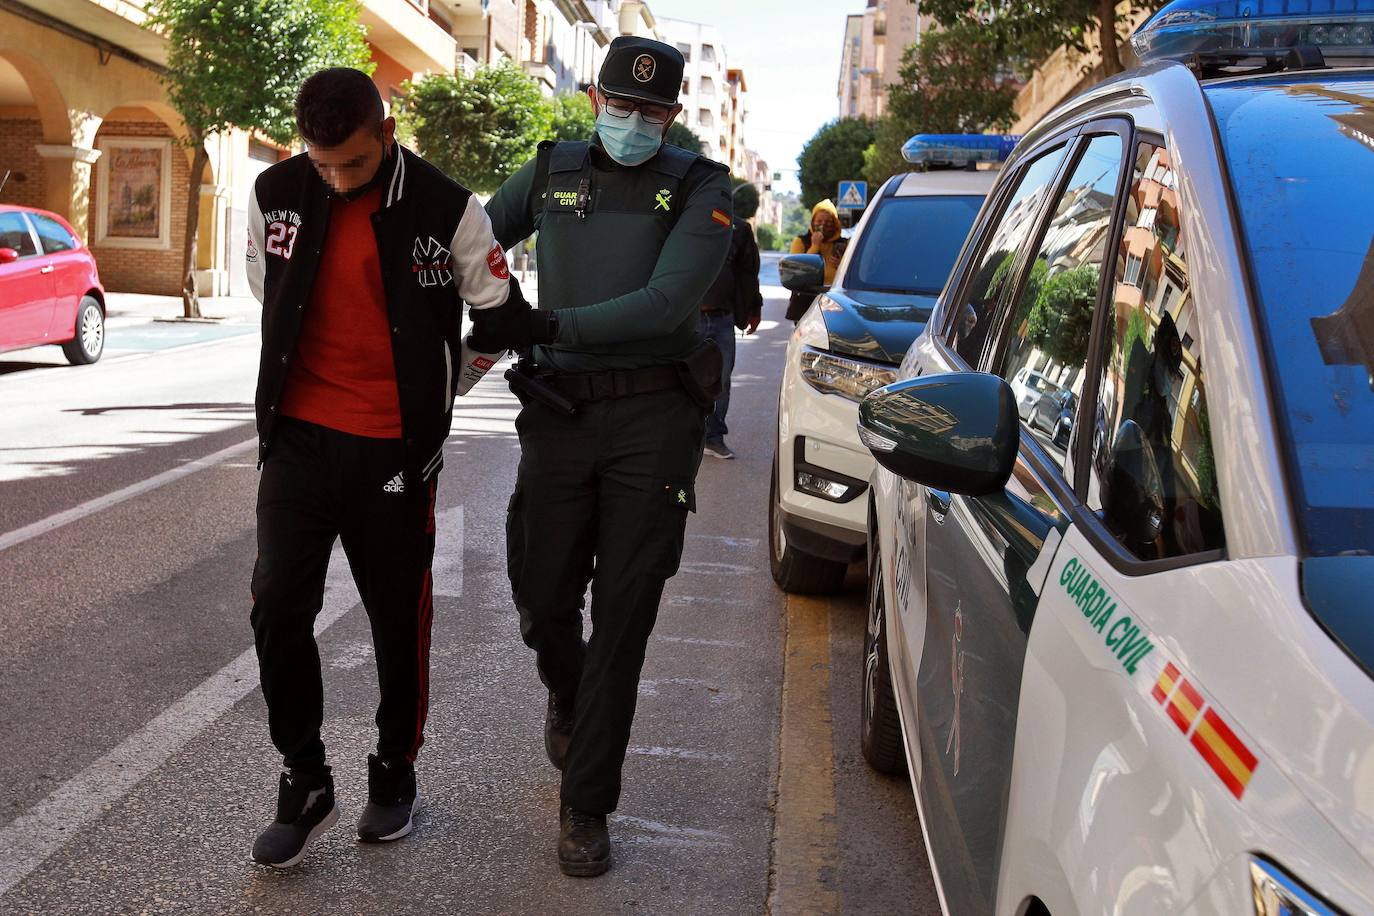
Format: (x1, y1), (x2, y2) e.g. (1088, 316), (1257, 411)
(769, 455), (847, 594)
(861, 534), (905, 775)
(62, 296), (104, 365)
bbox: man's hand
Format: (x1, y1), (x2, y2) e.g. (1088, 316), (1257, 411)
(746, 313), (761, 335)
(468, 293), (558, 353)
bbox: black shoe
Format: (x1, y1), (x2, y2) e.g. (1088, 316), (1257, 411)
(545, 692), (575, 771)
(558, 804), (610, 877)
(251, 769), (338, 868)
(704, 440), (736, 460)
(356, 754), (419, 843)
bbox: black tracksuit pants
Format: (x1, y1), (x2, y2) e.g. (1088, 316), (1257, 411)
(507, 387), (705, 815)
(251, 417), (438, 774)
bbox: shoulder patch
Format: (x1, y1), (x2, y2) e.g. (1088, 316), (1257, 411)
(710, 208), (731, 227)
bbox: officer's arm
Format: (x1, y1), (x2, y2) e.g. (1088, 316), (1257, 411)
(556, 167), (733, 346)
(485, 157), (538, 250)
(739, 222), (763, 318)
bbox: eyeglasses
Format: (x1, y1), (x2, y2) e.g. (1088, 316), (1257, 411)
(600, 93), (674, 125)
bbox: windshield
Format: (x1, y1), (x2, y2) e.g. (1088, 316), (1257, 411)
(846, 194), (984, 296)
(1208, 75), (1374, 557)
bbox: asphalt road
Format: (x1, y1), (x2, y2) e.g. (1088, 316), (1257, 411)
(0, 254), (938, 914)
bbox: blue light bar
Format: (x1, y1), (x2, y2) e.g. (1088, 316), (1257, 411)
(1133, 0), (1374, 65)
(902, 134), (1021, 167)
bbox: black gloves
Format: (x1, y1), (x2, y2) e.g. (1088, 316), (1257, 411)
(467, 278), (559, 353)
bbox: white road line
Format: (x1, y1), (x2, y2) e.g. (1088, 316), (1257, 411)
(627, 745), (737, 763)
(0, 506), (465, 896)
(0, 436), (257, 555)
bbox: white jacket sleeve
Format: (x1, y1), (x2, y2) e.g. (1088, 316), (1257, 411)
(246, 183), (266, 304)
(449, 194), (511, 312)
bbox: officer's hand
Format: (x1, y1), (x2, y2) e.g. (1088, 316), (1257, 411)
(469, 296), (558, 352)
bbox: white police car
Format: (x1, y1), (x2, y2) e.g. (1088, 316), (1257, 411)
(769, 138), (1008, 593)
(857, 1), (1374, 913)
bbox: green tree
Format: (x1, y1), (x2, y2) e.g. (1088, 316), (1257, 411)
(1027, 263), (1098, 364)
(665, 120), (705, 154)
(397, 61), (551, 195)
(146, 0), (372, 317)
(797, 118), (875, 210)
(548, 91), (596, 142)
(756, 223), (780, 251)
(863, 23), (1019, 188)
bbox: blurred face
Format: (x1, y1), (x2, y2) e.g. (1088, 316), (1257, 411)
(306, 116), (396, 195)
(812, 211), (839, 239)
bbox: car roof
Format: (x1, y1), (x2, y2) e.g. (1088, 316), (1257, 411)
(892, 169), (999, 197)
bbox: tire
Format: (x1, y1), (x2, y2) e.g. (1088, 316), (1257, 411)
(861, 534), (906, 775)
(768, 456), (847, 594)
(62, 296), (104, 365)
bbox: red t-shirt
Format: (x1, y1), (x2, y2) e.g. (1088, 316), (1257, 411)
(279, 186), (402, 438)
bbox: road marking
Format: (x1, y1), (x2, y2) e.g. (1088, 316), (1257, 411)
(627, 745), (737, 763)
(768, 594), (840, 914)
(614, 815), (732, 849)
(678, 561), (756, 576)
(656, 635), (748, 649)
(0, 436), (258, 555)
(0, 509), (464, 896)
(686, 534), (760, 549)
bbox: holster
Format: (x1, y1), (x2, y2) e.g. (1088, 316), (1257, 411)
(506, 359), (580, 416)
(676, 339), (723, 411)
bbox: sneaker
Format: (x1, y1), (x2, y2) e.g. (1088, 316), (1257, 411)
(545, 692), (575, 771)
(356, 754), (420, 843)
(251, 769), (338, 869)
(558, 804), (610, 877)
(704, 440), (735, 460)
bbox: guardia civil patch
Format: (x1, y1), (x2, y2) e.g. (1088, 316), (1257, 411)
(710, 209), (730, 227)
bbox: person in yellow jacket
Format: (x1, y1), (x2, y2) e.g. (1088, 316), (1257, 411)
(785, 199), (847, 321)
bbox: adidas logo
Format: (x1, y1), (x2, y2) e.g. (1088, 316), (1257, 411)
(383, 474), (405, 494)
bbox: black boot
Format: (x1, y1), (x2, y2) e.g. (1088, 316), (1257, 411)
(558, 804), (610, 877)
(356, 754), (419, 843)
(545, 692), (575, 771)
(251, 769), (338, 868)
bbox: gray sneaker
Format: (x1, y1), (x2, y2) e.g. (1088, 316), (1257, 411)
(252, 770), (338, 868)
(356, 755), (420, 843)
(704, 440), (736, 460)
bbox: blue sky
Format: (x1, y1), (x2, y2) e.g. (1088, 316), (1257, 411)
(647, 0), (860, 194)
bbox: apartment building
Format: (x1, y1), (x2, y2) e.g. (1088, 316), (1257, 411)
(837, 0), (921, 121)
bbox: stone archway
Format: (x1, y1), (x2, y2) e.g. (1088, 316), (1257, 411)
(0, 49), (87, 223)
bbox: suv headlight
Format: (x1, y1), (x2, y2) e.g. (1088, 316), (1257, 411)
(800, 347), (898, 403)
(1251, 858), (1341, 916)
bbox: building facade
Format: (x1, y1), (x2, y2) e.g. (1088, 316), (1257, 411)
(837, 0), (921, 121)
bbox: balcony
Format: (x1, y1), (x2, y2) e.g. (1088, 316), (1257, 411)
(30, 0), (169, 65)
(360, 0), (457, 74)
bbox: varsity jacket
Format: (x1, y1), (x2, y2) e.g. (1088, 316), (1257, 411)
(246, 145), (516, 480)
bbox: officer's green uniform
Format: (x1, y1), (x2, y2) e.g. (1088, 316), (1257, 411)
(486, 46), (732, 816)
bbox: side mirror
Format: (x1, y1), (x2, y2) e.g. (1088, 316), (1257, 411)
(0, 247), (18, 264)
(858, 372), (1020, 496)
(779, 253), (827, 295)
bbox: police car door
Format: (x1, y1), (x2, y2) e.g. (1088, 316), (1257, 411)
(913, 126), (1129, 915)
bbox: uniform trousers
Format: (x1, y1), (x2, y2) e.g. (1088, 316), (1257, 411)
(507, 387), (705, 814)
(251, 417), (438, 774)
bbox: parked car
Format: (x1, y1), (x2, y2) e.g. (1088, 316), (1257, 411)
(1029, 388), (1074, 447)
(0, 204), (105, 364)
(856, 2), (1374, 913)
(769, 136), (1011, 593)
(1008, 366), (1065, 420)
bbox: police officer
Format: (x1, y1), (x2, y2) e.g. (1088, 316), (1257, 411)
(472, 37), (732, 877)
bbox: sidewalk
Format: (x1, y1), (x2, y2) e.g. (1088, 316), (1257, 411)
(104, 293), (261, 328)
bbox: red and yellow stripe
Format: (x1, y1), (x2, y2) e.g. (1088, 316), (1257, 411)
(1191, 708), (1259, 799)
(711, 208), (731, 226)
(1152, 662), (1180, 704)
(1166, 678), (1204, 734)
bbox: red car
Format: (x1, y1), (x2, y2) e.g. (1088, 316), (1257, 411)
(0, 204), (105, 365)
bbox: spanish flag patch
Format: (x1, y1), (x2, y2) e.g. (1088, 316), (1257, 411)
(710, 209), (731, 226)
(1151, 662), (1259, 799)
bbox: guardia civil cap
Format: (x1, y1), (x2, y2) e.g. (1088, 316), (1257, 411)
(598, 36), (684, 107)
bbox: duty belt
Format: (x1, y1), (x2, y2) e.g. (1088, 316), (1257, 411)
(539, 365), (681, 403)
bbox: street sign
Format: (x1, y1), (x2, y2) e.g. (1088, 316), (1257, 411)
(837, 180), (867, 210)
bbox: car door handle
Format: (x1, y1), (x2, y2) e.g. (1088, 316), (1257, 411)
(40, 265), (54, 274)
(927, 489), (950, 525)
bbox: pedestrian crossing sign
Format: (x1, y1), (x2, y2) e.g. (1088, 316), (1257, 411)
(837, 180), (867, 210)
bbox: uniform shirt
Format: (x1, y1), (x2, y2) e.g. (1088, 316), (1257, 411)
(486, 138), (732, 371)
(279, 185), (402, 438)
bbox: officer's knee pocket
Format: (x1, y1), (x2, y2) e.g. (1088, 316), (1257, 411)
(650, 480), (696, 579)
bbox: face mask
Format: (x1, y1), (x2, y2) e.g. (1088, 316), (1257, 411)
(596, 110), (663, 166)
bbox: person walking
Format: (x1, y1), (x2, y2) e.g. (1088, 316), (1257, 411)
(472, 36), (732, 877)
(699, 183), (764, 460)
(785, 198), (847, 322)
(244, 67), (523, 868)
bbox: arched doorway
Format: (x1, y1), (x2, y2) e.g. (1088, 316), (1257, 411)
(0, 50), (78, 220)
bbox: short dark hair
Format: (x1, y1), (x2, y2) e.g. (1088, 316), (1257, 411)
(295, 68), (384, 148)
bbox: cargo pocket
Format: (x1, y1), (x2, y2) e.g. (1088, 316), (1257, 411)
(653, 480), (696, 579)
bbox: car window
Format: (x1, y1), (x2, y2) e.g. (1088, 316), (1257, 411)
(0, 212), (38, 258)
(996, 133), (1123, 476)
(30, 214), (76, 254)
(947, 144), (1069, 367)
(1086, 139), (1224, 561)
(846, 195), (985, 296)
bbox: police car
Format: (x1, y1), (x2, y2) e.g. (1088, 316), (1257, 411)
(770, 138), (1008, 593)
(856, 1), (1374, 912)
